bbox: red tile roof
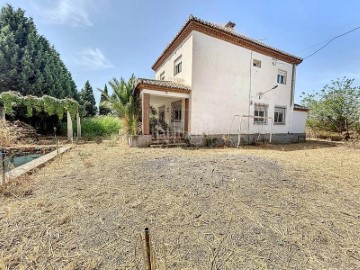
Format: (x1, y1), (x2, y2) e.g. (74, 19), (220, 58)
(152, 15), (303, 71)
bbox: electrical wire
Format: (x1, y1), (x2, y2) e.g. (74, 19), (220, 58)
(303, 26), (360, 59)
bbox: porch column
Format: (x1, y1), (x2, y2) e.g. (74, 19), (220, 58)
(184, 98), (189, 133)
(76, 112), (81, 139)
(67, 111), (73, 141)
(142, 93), (150, 135)
(0, 106), (5, 120)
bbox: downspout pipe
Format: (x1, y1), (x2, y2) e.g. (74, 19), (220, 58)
(289, 63), (296, 133)
(247, 52), (253, 143)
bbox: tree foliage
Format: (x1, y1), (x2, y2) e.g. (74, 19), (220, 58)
(99, 75), (139, 135)
(79, 80), (97, 117)
(301, 77), (360, 136)
(99, 84), (111, 115)
(0, 4), (78, 99)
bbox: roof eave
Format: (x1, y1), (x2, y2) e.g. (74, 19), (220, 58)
(294, 108), (310, 112)
(152, 17), (303, 71)
(135, 82), (191, 95)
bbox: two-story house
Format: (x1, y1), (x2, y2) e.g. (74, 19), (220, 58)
(134, 15), (308, 146)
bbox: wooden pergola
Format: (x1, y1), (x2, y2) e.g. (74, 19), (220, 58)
(0, 92), (81, 141)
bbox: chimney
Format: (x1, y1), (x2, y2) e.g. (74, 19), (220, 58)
(225, 21), (236, 29)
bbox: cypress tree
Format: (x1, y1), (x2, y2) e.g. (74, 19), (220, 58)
(79, 80), (97, 117)
(0, 4), (78, 99)
(99, 84), (111, 115)
(0, 25), (19, 91)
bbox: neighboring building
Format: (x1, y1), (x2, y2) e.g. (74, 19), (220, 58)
(292, 104), (309, 134)
(135, 15), (309, 145)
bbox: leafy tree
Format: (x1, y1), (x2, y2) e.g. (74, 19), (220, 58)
(79, 80), (97, 117)
(0, 4), (78, 99)
(301, 77), (360, 138)
(99, 75), (139, 135)
(99, 84), (111, 115)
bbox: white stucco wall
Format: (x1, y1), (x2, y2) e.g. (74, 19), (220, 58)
(154, 34), (193, 87)
(190, 31), (296, 135)
(292, 110), (307, 133)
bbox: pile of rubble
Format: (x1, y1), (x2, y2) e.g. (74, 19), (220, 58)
(0, 120), (39, 146)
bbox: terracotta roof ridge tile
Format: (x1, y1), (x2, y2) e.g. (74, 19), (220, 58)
(191, 16), (302, 60)
(152, 15), (302, 70)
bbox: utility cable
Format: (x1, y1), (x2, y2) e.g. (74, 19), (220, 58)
(303, 26), (360, 59)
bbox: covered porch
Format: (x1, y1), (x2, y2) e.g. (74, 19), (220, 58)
(135, 79), (191, 138)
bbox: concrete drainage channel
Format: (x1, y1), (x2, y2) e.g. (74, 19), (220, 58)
(1, 145), (73, 184)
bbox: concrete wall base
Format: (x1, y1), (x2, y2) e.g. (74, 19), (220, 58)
(188, 133), (306, 146)
(4, 145), (73, 182)
(128, 135), (152, 148)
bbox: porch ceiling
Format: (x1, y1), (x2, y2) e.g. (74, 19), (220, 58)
(150, 95), (183, 108)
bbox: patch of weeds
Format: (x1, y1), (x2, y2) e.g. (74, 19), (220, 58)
(204, 135), (217, 147)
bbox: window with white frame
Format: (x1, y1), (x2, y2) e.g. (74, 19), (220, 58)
(253, 59), (261, 68)
(171, 100), (182, 122)
(174, 56), (182, 75)
(254, 104), (268, 124)
(277, 70), (287, 84)
(274, 107), (286, 124)
(160, 71), (165, 81)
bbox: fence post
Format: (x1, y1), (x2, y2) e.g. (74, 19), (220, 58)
(145, 227), (152, 270)
(2, 152), (6, 184)
(0, 106), (5, 120)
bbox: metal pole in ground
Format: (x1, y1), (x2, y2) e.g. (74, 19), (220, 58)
(2, 152), (6, 184)
(145, 227), (152, 270)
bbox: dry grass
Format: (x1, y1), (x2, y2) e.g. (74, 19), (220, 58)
(0, 140), (359, 269)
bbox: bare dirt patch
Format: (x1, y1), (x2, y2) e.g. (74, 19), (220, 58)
(0, 141), (359, 269)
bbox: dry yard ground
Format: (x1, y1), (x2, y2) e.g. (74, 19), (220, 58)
(0, 140), (359, 269)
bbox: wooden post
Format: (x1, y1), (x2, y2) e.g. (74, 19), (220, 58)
(142, 93), (150, 135)
(2, 152), (6, 184)
(76, 112), (81, 139)
(0, 106), (5, 120)
(144, 228), (152, 270)
(67, 111), (73, 142)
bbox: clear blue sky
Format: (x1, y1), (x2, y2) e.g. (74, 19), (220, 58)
(2, 0), (360, 105)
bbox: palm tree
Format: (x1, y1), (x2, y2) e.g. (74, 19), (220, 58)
(99, 75), (139, 135)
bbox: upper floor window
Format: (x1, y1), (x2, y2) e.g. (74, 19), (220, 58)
(254, 104), (268, 124)
(253, 59), (261, 68)
(160, 71), (165, 81)
(174, 56), (182, 75)
(277, 70), (287, 84)
(274, 107), (286, 125)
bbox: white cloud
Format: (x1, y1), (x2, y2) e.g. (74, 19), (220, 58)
(32, 0), (94, 27)
(75, 48), (113, 70)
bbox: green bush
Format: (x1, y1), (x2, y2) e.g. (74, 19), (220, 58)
(62, 116), (122, 140)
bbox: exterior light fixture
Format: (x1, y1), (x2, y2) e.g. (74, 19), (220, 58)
(259, 85), (278, 99)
